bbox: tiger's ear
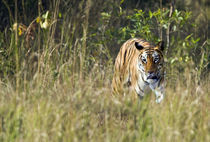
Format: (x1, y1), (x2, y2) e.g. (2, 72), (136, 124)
(156, 41), (164, 51)
(135, 42), (144, 50)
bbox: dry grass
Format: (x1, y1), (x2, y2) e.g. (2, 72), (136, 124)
(0, 67), (209, 142)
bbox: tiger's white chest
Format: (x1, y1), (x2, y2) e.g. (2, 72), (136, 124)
(134, 72), (164, 103)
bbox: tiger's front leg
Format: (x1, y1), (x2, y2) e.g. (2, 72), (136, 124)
(154, 85), (164, 103)
(134, 83), (146, 103)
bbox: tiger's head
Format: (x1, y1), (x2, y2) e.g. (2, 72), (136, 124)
(135, 40), (164, 84)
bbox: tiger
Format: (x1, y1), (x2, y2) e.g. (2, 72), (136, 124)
(112, 38), (165, 103)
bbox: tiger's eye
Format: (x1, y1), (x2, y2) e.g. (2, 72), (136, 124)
(154, 57), (159, 63)
(142, 57), (147, 63)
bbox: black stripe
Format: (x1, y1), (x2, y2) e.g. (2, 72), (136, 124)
(138, 84), (144, 92)
(141, 75), (149, 85)
(127, 48), (132, 61)
(137, 81), (144, 98)
(155, 50), (164, 57)
(123, 50), (127, 65)
(157, 76), (163, 87)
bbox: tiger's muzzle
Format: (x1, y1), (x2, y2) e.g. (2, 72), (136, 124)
(147, 73), (158, 80)
(146, 72), (160, 83)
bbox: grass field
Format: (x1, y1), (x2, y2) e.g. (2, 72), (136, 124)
(0, 64), (209, 142)
(0, 1), (209, 141)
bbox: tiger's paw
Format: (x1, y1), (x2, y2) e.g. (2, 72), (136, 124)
(155, 95), (164, 103)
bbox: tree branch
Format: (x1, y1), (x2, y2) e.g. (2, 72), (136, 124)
(166, 0), (175, 55)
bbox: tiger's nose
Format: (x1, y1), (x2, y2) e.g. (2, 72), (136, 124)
(147, 71), (157, 79)
(148, 71), (154, 74)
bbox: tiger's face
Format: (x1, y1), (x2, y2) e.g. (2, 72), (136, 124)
(135, 41), (164, 84)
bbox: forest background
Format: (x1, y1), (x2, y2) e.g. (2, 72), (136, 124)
(0, 0), (209, 141)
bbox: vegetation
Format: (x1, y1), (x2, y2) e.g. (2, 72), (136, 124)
(0, 0), (209, 141)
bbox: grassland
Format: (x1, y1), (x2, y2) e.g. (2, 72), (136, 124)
(0, 1), (209, 141)
(0, 64), (209, 141)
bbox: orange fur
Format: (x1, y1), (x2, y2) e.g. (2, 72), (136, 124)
(112, 38), (165, 102)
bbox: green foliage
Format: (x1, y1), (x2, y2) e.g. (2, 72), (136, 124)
(102, 7), (208, 83)
(122, 9), (154, 41)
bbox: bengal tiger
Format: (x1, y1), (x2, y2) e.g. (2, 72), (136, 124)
(112, 38), (165, 103)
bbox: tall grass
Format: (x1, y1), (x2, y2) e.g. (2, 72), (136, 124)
(0, 63), (209, 142)
(0, 0), (209, 142)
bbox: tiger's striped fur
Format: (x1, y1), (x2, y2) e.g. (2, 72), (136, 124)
(112, 38), (165, 103)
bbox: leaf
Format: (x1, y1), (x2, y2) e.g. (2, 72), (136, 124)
(173, 25), (176, 31)
(162, 24), (168, 29)
(185, 34), (193, 40)
(149, 10), (153, 19)
(18, 28), (23, 36)
(36, 17), (41, 23)
(194, 38), (200, 43)
(101, 12), (111, 19)
(58, 12), (62, 18)
(178, 17), (183, 21)
(42, 11), (49, 19)
(170, 58), (178, 64)
(119, 6), (122, 15)
(40, 20), (49, 29)
(182, 42), (186, 47)
(120, 0), (124, 4)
